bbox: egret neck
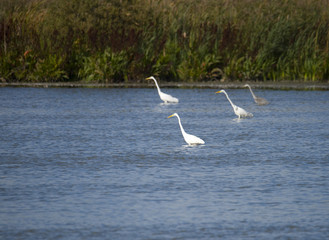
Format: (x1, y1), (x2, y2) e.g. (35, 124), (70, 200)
(176, 114), (187, 136)
(222, 90), (235, 109)
(152, 78), (162, 96)
(245, 84), (257, 100)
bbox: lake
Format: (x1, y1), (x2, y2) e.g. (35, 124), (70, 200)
(0, 87), (328, 239)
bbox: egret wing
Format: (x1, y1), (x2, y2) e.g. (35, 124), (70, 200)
(160, 92), (179, 103)
(255, 97), (269, 105)
(184, 133), (205, 145)
(236, 106), (253, 118)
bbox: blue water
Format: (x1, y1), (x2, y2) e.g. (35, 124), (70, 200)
(0, 87), (328, 239)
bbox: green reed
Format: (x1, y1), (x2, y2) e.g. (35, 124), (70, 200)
(0, 0), (328, 83)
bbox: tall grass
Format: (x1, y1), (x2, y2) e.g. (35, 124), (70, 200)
(1, 0), (328, 82)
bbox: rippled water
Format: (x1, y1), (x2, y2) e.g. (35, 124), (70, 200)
(1, 87), (328, 239)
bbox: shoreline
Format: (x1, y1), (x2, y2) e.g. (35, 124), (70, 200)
(1, 81), (329, 90)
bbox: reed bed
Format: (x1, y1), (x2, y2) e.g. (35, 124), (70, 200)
(1, 0), (328, 83)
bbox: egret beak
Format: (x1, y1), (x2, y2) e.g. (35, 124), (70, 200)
(215, 90), (222, 94)
(168, 114), (174, 118)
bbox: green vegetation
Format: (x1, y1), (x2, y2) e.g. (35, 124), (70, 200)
(1, 0), (329, 83)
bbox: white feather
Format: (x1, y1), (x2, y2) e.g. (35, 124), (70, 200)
(146, 76), (179, 103)
(168, 113), (205, 145)
(216, 90), (253, 118)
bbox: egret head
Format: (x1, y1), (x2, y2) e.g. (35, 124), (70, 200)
(145, 76), (155, 81)
(215, 90), (225, 94)
(168, 113), (178, 118)
(244, 84), (250, 87)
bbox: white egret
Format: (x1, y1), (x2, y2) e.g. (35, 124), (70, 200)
(146, 76), (179, 103)
(216, 90), (253, 118)
(168, 113), (205, 145)
(244, 84), (269, 105)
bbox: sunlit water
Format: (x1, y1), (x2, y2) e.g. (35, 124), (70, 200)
(1, 87), (328, 239)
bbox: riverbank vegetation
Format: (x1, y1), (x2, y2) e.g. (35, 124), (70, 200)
(1, 0), (329, 83)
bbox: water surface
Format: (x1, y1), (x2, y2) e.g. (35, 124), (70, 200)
(1, 87), (328, 239)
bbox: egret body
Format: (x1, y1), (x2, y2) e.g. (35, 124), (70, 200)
(216, 90), (253, 118)
(146, 76), (179, 103)
(244, 84), (269, 105)
(168, 113), (205, 145)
